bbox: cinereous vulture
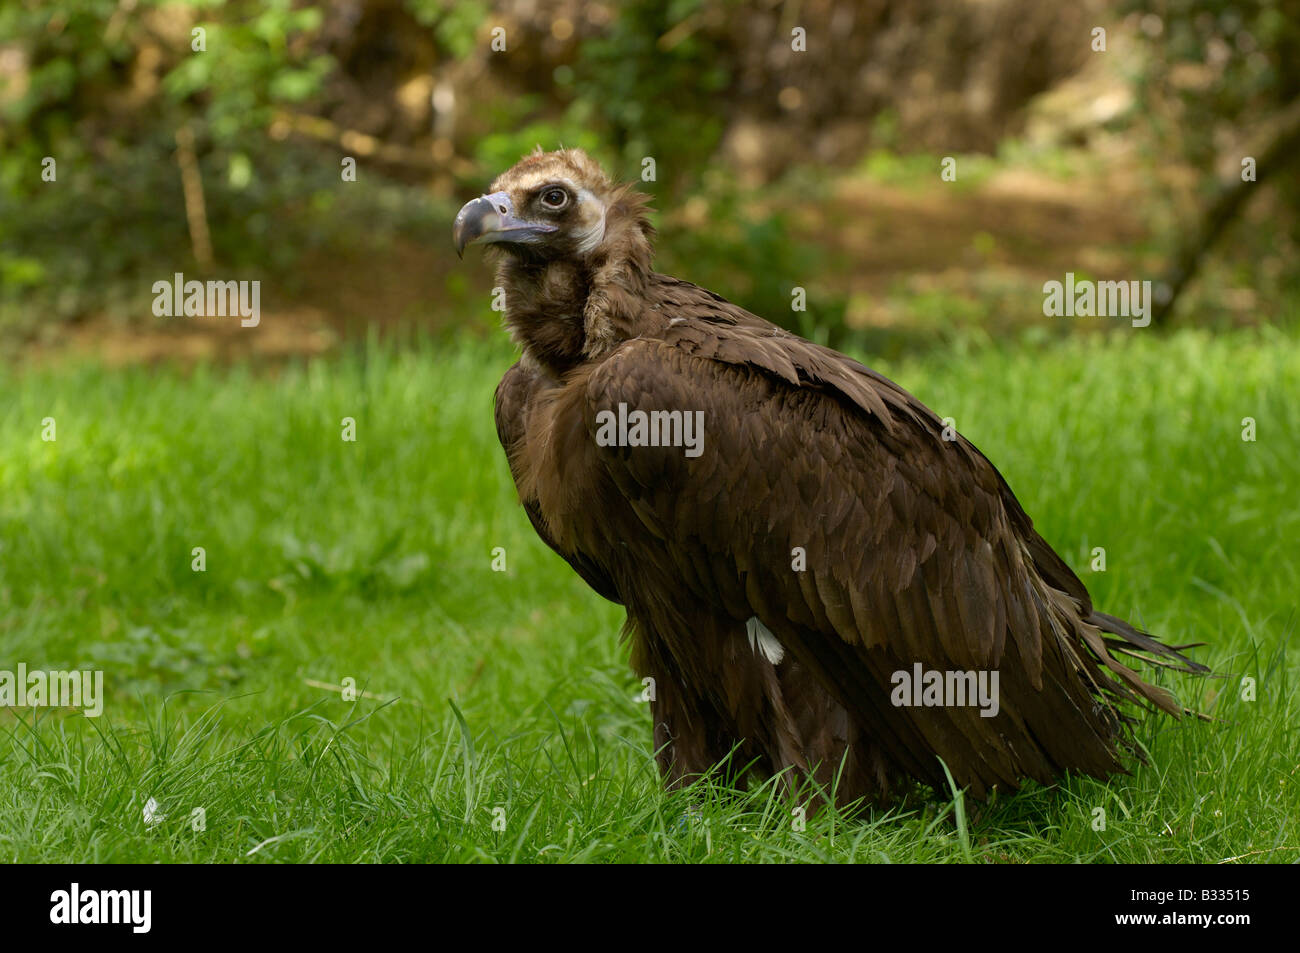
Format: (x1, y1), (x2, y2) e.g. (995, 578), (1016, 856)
(454, 148), (1207, 805)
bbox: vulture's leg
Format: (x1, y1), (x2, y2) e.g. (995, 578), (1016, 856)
(631, 605), (885, 809)
(629, 609), (755, 790)
(770, 657), (892, 809)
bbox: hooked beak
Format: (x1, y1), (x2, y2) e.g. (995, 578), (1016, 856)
(453, 191), (558, 257)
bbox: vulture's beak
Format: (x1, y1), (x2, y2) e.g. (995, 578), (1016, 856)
(453, 191), (558, 257)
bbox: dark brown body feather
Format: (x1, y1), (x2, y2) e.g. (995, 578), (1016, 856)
(481, 150), (1205, 806)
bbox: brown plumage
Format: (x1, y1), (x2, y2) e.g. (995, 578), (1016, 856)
(455, 148), (1207, 806)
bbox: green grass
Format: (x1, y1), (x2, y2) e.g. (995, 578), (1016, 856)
(1, 326), (1297, 863)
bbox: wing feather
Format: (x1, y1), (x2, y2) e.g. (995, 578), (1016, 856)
(569, 305), (1196, 790)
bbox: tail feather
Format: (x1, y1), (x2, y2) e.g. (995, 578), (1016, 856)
(1076, 609), (1212, 720)
(1088, 610), (1211, 674)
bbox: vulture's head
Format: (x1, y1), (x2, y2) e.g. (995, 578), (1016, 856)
(454, 148), (656, 369)
(452, 148), (650, 266)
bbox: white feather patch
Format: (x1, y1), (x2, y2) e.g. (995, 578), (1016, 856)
(746, 617), (785, 666)
(573, 188), (606, 254)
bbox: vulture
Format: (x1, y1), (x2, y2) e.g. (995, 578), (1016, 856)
(454, 148), (1207, 806)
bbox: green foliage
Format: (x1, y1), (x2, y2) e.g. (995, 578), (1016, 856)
(569, 0), (730, 176)
(4, 0), (1299, 341)
(858, 150), (997, 192)
(424, 0), (491, 59)
(0, 0), (743, 330)
(161, 2), (333, 141)
(1127, 0), (1299, 170)
(0, 0), (336, 328)
(473, 122), (608, 178)
(1123, 0), (1300, 303)
(457, 0), (735, 188)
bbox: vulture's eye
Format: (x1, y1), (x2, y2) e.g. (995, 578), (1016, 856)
(540, 188), (569, 210)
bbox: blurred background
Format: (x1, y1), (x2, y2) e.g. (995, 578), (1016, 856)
(3, 0), (1299, 359)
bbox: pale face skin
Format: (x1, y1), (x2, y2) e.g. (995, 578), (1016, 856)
(453, 156), (610, 262)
